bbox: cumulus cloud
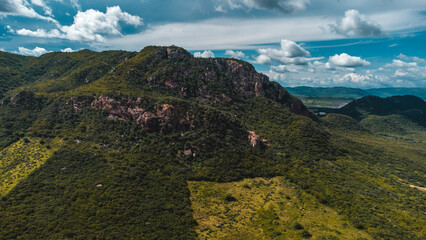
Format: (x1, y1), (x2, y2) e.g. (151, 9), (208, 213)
(259, 39), (310, 58)
(270, 64), (298, 73)
(339, 73), (374, 85)
(16, 46), (49, 56)
(0, 0), (56, 22)
(328, 53), (370, 68)
(384, 59), (417, 68)
(15, 28), (63, 38)
(256, 39), (323, 65)
(60, 48), (75, 52)
(329, 9), (383, 37)
(14, 6), (143, 42)
(382, 57), (426, 85)
(194, 50), (215, 58)
(397, 53), (426, 65)
(225, 50), (246, 59)
(227, 0), (310, 13)
(254, 55), (272, 64)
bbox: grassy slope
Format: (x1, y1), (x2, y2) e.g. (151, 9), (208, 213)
(189, 177), (372, 240)
(0, 138), (61, 197)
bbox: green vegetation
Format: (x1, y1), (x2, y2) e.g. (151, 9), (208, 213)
(321, 95), (426, 127)
(0, 137), (61, 197)
(0, 46), (424, 239)
(367, 88), (426, 100)
(189, 177), (372, 240)
(286, 86), (426, 107)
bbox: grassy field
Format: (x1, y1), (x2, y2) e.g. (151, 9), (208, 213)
(189, 177), (372, 240)
(0, 137), (62, 197)
(299, 97), (352, 108)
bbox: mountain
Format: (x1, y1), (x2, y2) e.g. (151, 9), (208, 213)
(0, 46), (425, 239)
(286, 86), (426, 108)
(286, 86), (369, 99)
(322, 95), (426, 127)
(367, 88), (426, 100)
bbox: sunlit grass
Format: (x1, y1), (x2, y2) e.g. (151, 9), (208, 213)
(189, 177), (372, 240)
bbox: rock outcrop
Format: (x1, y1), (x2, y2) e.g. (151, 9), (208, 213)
(134, 47), (316, 119)
(248, 131), (268, 148)
(92, 96), (192, 133)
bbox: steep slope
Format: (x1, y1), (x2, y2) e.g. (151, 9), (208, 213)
(0, 46), (424, 239)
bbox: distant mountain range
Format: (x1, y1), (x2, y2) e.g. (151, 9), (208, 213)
(287, 86), (426, 100)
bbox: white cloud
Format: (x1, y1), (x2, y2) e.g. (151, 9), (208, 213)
(194, 50), (215, 58)
(267, 53), (426, 88)
(225, 49), (246, 59)
(384, 59), (417, 68)
(16, 28), (63, 38)
(31, 0), (52, 16)
(329, 9), (383, 37)
(259, 39), (310, 58)
(60, 47), (75, 52)
(256, 39), (323, 65)
(339, 73), (373, 84)
(0, 0), (57, 22)
(382, 57), (426, 86)
(271, 64), (298, 73)
(16, 46), (49, 56)
(226, 0), (310, 13)
(14, 6), (143, 42)
(254, 54), (271, 65)
(328, 53), (370, 68)
(397, 53), (426, 65)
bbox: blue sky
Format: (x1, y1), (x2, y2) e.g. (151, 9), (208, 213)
(1, 0), (426, 88)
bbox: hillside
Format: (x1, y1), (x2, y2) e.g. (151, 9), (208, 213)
(286, 86), (426, 108)
(367, 88), (426, 100)
(322, 95), (426, 127)
(0, 47), (425, 239)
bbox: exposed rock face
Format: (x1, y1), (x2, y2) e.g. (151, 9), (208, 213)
(92, 96), (192, 133)
(154, 47), (192, 61)
(248, 131), (267, 148)
(217, 59), (315, 119)
(144, 47), (315, 119)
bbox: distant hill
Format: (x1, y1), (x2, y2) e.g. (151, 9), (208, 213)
(287, 86), (426, 108)
(286, 86), (426, 100)
(322, 95), (426, 127)
(366, 88), (426, 100)
(286, 86), (369, 99)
